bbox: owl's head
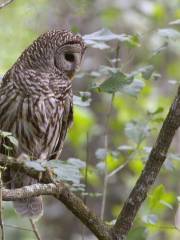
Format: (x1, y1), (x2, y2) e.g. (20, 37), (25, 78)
(18, 30), (86, 78)
(51, 30), (86, 78)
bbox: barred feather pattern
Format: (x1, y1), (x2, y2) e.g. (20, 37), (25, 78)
(0, 30), (85, 219)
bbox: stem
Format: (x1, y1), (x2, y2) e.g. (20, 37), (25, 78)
(84, 132), (89, 205)
(100, 42), (120, 220)
(29, 218), (41, 240)
(107, 159), (130, 179)
(81, 133), (89, 240)
(100, 134), (108, 220)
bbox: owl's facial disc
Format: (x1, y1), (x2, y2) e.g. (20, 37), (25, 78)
(55, 43), (83, 79)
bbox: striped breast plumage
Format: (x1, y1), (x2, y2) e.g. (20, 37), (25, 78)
(0, 72), (73, 160)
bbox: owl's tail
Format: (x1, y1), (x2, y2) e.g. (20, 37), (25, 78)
(11, 173), (43, 220)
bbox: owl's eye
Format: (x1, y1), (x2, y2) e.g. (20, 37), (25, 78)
(64, 53), (75, 62)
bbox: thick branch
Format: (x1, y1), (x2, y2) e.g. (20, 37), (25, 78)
(0, 0), (15, 9)
(0, 155), (111, 240)
(111, 87), (180, 239)
(2, 183), (58, 200)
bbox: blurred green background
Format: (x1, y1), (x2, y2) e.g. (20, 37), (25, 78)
(0, 0), (180, 239)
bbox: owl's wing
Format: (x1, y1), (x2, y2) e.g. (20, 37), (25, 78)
(0, 69), (56, 157)
(50, 96), (73, 160)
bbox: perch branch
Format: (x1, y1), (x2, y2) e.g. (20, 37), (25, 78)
(110, 86), (180, 239)
(0, 158), (111, 240)
(0, 0), (15, 9)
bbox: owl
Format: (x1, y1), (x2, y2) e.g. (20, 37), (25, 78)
(0, 30), (85, 219)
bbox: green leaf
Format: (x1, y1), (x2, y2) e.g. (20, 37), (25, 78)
(152, 42), (168, 57)
(67, 158), (86, 169)
(122, 78), (145, 97)
(142, 214), (158, 224)
(148, 107), (164, 115)
(95, 148), (107, 160)
(73, 95), (91, 107)
(71, 183), (85, 192)
(83, 39), (110, 49)
(131, 65), (154, 80)
(159, 200), (173, 209)
(47, 160), (82, 185)
(82, 192), (102, 197)
(127, 34), (141, 48)
(84, 28), (128, 42)
(2, 144), (13, 151)
(83, 28), (140, 48)
(141, 66), (154, 80)
(96, 161), (106, 172)
(169, 19), (180, 25)
(106, 153), (121, 172)
(158, 28), (180, 40)
(0, 130), (11, 138)
(118, 145), (135, 152)
(7, 135), (18, 147)
(73, 92), (91, 107)
(25, 161), (45, 172)
(98, 71), (133, 93)
(177, 196), (180, 202)
(148, 185), (164, 209)
(148, 185), (175, 212)
(0, 131), (18, 146)
(125, 121), (150, 144)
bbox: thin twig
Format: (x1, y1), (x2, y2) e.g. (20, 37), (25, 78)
(144, 224), (177, 230)
(84, 133), (89, 205)
(0, 0), (15, 9)
(100, 42), (120, 220)
(100, 134), (108, 220)
(29, 218), (41, 240)
(107, 159), (130, 179)
(81, 133), (89, 240)
(0, 167), (4, 240)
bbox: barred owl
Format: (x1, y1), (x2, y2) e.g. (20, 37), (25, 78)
(0, 30), (85, 219)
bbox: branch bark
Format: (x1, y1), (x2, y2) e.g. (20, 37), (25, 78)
(1, 87), (180, 239)
(0, 0), (15, 9)
(2, 182), (112, 240)
(0, 156), (111, 240)
(110, 87), (180, 239)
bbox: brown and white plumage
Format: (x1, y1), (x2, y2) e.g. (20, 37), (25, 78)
(0, 30), (85, 219)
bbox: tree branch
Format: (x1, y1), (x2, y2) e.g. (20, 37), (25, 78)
(0, 156), (111, 240)
(0, 0), (15, 9)
(111, 86), (180, 239)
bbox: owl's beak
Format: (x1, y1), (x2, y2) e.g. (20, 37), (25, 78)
(74, 53), (82, 69)
(64, 43), (84, 79)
